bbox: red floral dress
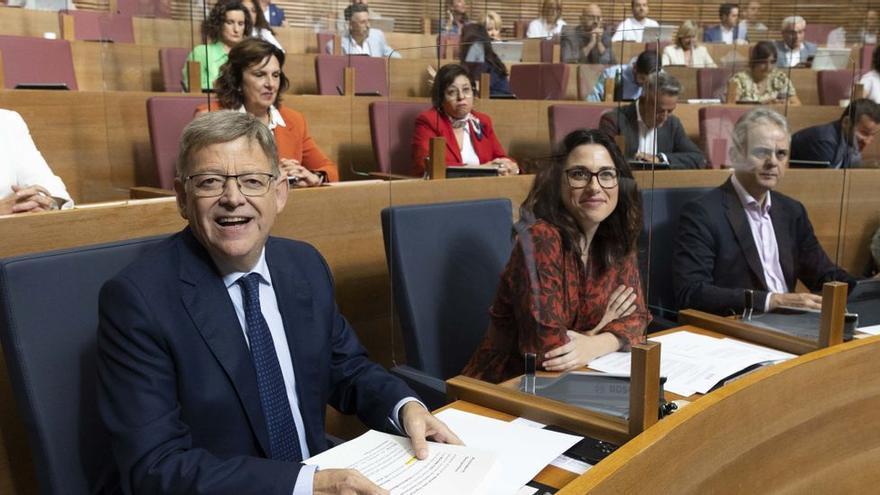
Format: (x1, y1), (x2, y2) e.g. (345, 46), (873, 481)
(462, 221), (648, 383)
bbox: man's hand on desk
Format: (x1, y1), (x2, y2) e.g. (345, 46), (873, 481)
(401, 401), (463, 460)
(768, 292), (823, 312)
(0, 184), (58, 214)
(314, 469), (388, 495)
(543, 331), (620, 372)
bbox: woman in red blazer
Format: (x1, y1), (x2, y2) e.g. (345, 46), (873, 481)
(197, 38), (338, 186)
(411, 64), (518, 177)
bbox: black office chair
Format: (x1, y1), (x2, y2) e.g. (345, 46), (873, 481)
(381, 199), (513, 409)
(0, 236), (166, 494)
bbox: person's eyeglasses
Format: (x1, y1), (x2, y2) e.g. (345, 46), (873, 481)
(185, 173), (277, 197)
(445, 86), (473, 99)
(565, 167), (619, 189)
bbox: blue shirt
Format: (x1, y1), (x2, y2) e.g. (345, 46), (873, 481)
(587, 64), (643, 102)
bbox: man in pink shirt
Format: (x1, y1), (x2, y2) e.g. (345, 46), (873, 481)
(673, 108), (856, 316)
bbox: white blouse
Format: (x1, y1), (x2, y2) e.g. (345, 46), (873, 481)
(0, 109), (72, 208)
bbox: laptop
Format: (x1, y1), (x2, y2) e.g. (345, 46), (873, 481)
(642, 25), (677, 42)
(847, 278), (880, 327)
(811, 47), (853, 71)
(491, 41), (524, 63)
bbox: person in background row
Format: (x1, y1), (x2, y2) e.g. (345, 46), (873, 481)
(775, 16), (817, 68)
(790, 99), (880, 169)
(459, 23), (513, 97)
(727, 41), (800, 105)
(869, 226), (880, 277)
(587, 50), (659, 102)
(485, 10), (503, 40)
(440, 0), (469, 35)
(184, 0), (252, 91)
(326, 3), (399, 58)
(411, 64), (518, 177)
(612, 0), (658, 42)
(674, 108), (857, 316)
(739, 0), (767, 40)
(242, 0), (284, 51)
(258, 0), (285, 27)
(662, 20), (716, 68)
(200, 39), (338, 185)
(0, 109), (72, 214)
(3, 0), (75, 11)
(462, 129), (648, 383)
(561, 4), (615, 65)
(527, 0), (566, 39)
(703, 3), (747, 45)
(599, 72), (706, 169)
(859, 45), (880, 104)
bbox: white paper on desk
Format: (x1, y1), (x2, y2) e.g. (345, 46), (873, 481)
(435, 409), (582, 495)
(858, 324), (880, 335)
(304, 429), (497, 495)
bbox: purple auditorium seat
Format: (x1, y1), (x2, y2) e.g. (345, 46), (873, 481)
(803, 23), (835, 44)
(159, 47), (190, 92)
(539, 37), (557, 62)
(699, 106), (749, 168)
(697, 67), (735, 100)
(548, 104), (613, 147)
(369, 101), (432, 175)
(115, 0), (171, 18)
(314, 55), (389, 96)
(317, 32), (335, 54)
(509, 63), (570, 100)
(818, 70), (859, 106)
(59, 10), (135, 43)
(861, 45), (875, 72)
(0, 35), (78, 90)
(438, 34), (460, 59)
(146, 96), (206, 189)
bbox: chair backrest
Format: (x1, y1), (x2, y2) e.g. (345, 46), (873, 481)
(513, 20), (528, 39)
(146, 96), (205, 189)
(438, 34), (460, 59)
(509, 63), (570, 100)
(804, 23), (835, 44)
(59, 11), (134, 43)
(369, 101), (432, 175)
(539, 38), (556, 62)
(548, 104), (612, 147)
(861, 44), (875, 72)
(317, 32), (335, 54)
(158, 47), (190, 92)
(314, 55), (389, 96)
(0, 236), (167, 494)
(698, 106), (749, 168)
(639, 187), (712, 318)
(114, 0), (171, 18)
(0, 35), (77, 90)
(817, 69), (857, 106)
(381, 199), (513, 379)
(696, 67), (732, 100)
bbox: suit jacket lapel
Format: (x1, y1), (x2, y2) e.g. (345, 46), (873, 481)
(623, 104), (639, 158)
(722, 180), (769, 289)
(769, 196), (796, 289)
(177, 230), (272, 457)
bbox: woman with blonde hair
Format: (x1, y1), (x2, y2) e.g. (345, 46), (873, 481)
(662, 20), (716, 68)
(485, 10), (503, 40)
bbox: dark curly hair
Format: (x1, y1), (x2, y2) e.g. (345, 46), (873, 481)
(431, 63), (475, 109)
(749, 40), (778, 68)
(202, 0), (253, 45)
(215, 38), (289, 109)
(521, 129), (642, 274)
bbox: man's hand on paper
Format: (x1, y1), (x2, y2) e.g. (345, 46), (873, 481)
(313, 469), (389, 495)
(542, 331), (620, 372)
(401, 401), (463, 460)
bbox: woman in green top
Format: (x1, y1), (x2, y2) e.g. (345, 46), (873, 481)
(183, 0), (253, 91)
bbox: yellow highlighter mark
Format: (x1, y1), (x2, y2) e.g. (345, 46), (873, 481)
(405, 456), (417, 466)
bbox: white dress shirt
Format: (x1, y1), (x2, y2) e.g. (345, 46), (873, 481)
(327, 28), (401, 58)
(634, 101), (664, 162)
(526, 18), (566, 39)
(611, 17), (659, 42)
(253, 27), (285, 52)
(720, 26), (735, 44)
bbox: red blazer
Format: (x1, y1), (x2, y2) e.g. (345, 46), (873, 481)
(196, 103), (339, 182)
(411, 107), (509, 176)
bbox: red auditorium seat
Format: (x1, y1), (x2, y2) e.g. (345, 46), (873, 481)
(317, 32), (335, 54)
(115, 0), (171, 18)
(509, 63), (570, 100)
(146, 96), (206, 189)
(540, 38), (556, 62)
(438, 34), (460, 59)
(817, 70), (860, 106)
(547, 104), (613, 147)
(861, 45), (875, 72)
(59, 10), (135, 44)
(0, 35), (78, 90)
(314, 55), (389, 96)
(697, 67), (735, 100)
(699, 106), (749, 168)
(803, 23), (835, 44)
(368, 101), (432, 175)
(158, 47), (190, 92)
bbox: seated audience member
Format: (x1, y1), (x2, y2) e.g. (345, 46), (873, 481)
(791, 99), (880, 169)
(599, 72), (706, 169)
(1, 109), (72, 214)
(775, 16), (817, 68)
(459, 23), (514, 97)
(611, 0), (659, 42)
(561, 4), (615, 65)
(326, 4), (399, 58)
(462, 129), (647, 383)
(259, 0), (285, 27)
(485, 10), (503, 40)
(703, 3), (746, 44)
(4, 0), (75, 10)
(674, 108), (857, 316)
(527, 0), (566, 39)
(728, 41), (801, 105)
(440, 0), (469, 34)
(860, 45), (880, 104)
(662, 21), (717, 68)
(588, 49), (659, 102)
(200, 39), (338, 185)
(184, 0), (252, 91)
(411, 64), (518, 177)
(738, 0), (767, 40)
(859, 9), (879, 44)
(241, 0), (283, 51)
(343, 0), (378, 21)
(97, 110), (461, 494)
(870, 226), (880, 277)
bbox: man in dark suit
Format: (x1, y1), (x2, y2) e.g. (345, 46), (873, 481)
(674, 108), (856, 316)
(791, 98), (880, 168)
(599, 72), (706, 169)
(97, 111), (459, 494)
(260, 0), (285, 27)
(703, 3), (746, 44)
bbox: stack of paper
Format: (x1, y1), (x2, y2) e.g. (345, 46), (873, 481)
(588, 331), (795, 396)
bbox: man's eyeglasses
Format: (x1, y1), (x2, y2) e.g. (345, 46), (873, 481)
(565, 167), (619, 189)
(185, 173), (277, 197)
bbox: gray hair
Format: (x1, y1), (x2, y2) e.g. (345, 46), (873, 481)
(731, 107), (790, 154)
(643, 72), (683, 98)
(781, 15), (806, 30)
(176, 110), (278, 178)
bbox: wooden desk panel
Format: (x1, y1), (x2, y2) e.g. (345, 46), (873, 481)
(838, 169), (880, 275)
(0, 8), (58, 38)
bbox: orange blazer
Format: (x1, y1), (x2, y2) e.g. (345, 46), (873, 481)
(411, 107), (509, 176)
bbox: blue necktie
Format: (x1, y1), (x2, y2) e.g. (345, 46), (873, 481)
(237, 273), (301, 462)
